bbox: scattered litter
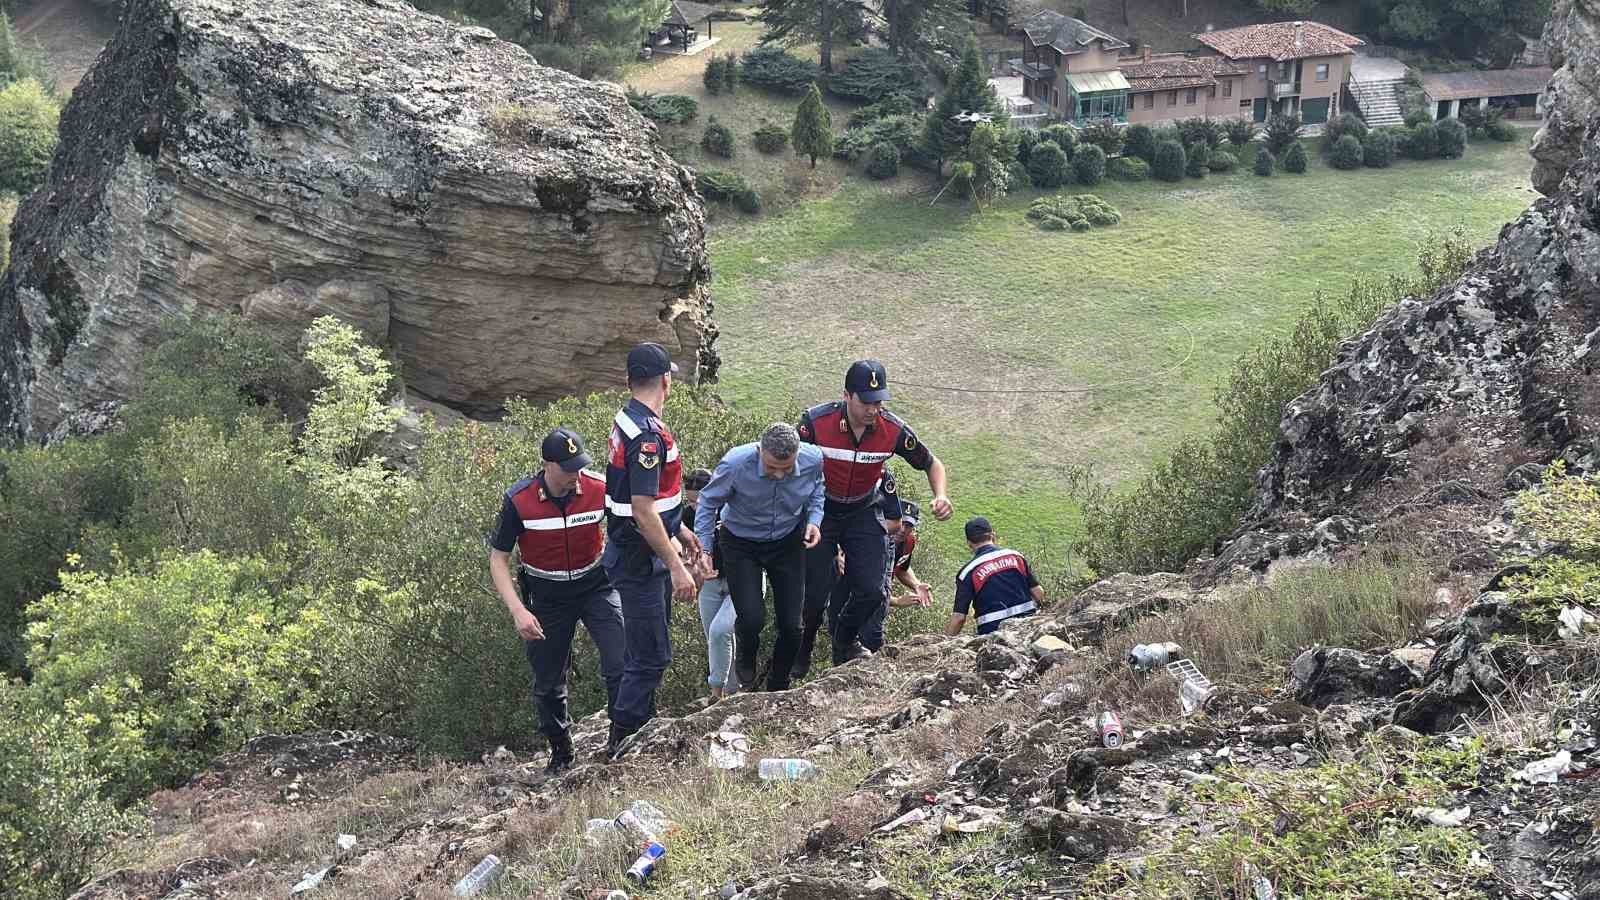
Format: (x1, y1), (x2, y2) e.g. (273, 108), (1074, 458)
(291, 867), (332, 895)
(757, 758), (820, 781)
(585, 818), (622, 846)
(1253, 874), (1277, 900)
(1097, 711), (1124, 748)
(1179, 770), (1220, 785)
(1167, 659), (1214, 715)
(1513, 750), (1573, 784)
(335, 834), (356, 852)
(614, 800), (676, 842)
(1558, 606), (1595, 640)
(1128, 642), (1183, 671)
(625, 841), (666, 884)
(940, 813), (1003, 834)
(719, 880), (739, 899)
(588, 891), (629, 900)
(1412, 806), (1472, 827)
(707, 733), (750, 770)
(451, 855), (504, 897)
(1031, 635), (1072, 655)
(877, 807), (931, 833)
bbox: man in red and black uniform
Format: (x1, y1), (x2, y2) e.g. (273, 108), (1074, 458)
(794, 359), (953, 676)
(489, 427), (621, 775)
(603, 342), (702, 758)
(945, 517), (1044, 637)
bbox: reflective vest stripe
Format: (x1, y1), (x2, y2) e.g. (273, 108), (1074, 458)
(975, 600), (1037, 626)
(522, 509), (606, 531)
(605, 492), (684, 517)
(959, 548), (1012, 580)
(522, 557), (604, 581)
(666, 446), (680, 462)
(815, 446), (893, 463)
(613, 410), (642, 439)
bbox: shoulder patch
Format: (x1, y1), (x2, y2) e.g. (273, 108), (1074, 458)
(639, 441), (659, 454)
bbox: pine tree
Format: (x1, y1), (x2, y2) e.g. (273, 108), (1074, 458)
(921, 35), (1001, 174)
(756, 0), (868, 71)
(791, 82), (834, 168)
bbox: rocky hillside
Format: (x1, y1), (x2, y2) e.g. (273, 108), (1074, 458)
(0, 0), (716, 442)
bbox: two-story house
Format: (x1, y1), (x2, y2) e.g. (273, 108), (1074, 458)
(1016, 11), (1132, 125)
(1189, 21), (1363, 125)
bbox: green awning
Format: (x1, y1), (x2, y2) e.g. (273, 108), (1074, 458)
(1065, 69), (1130, 94)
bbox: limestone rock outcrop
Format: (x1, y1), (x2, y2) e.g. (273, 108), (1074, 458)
(0, 0), (714, 441)
(1532, 0), (1600, 195)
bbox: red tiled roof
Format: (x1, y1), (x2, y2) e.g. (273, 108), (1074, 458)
(1119, 54), (1249, 93)
(1192, 20), (1363, 62)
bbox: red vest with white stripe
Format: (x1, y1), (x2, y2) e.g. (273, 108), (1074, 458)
(605, 400), (684, 540)
(509, 471), (607, 581)
(798, 402), (925, 509)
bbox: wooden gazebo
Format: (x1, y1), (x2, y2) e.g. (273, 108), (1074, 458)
(656, 0), (716, 53)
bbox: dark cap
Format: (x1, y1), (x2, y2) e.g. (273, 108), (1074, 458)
(541, 427), (592, 472)
(964, 516), (994, 543)
(845, 359), (890, 403)
(684, 468), (713, 492)
(901, 500), (921, 529)
(627, 342), (680, 379)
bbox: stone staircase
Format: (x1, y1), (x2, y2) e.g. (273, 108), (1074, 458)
(1349, 77), (1406, 128)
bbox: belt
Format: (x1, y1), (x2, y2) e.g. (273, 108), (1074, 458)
(521, 558), (602, 581)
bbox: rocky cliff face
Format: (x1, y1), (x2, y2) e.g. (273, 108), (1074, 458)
(0, 0), (714, 442)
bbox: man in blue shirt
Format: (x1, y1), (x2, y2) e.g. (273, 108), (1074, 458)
(695, 423), (825, 691)
(946, 517), (1044, 636)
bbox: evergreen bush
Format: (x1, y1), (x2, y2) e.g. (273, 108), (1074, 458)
(740, 46), (820, 95)
(701, 114), (735, 158)
(696, 169), (761, 212)
(1078, 120), (1123, 157)
(1107, 156), (1149, 181)
(1185, 142), (1210, 177)
(1226, 119), (1258, 148)
(625, 88), (698, 124)
(752, 122), (789, 154)
(1362, 128), (1395, 168)
(1436, 117), (1467, 158)
(1282, 141), (1308, 173)
(865, 141), (900, 179)
(1254, 145), (1275, 175)
(1152, 140), (1186, 182)
(1404, 121), (1440, 159)
(1321, 111), (1368, 154)
(1264, 113), (1302, 156)
(0, 79), (57, 195)
(1123, 123), (1157, 163)
(1027, 140), (1070, 188)
(1329, 133), (1364, 169)
(1071, 143), (1106, 185)
(828, 49), (921, 104)
(1207, 148), (1237, 172)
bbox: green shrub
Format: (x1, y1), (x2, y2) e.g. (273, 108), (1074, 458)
(1107, 156), (1149, 181)
(1254, 145), (1275, 175)
(1071, 143), (1106, 185)
(1069, 231), (1472, 574)
(846, 93), (917, 128)
(865, 140), (900, 179)
(696, 169), (761, 213)
(1282, 140), (1308, 173)
(1152, 140), (1186, 182)
(1014, 127), (1040, 166)
(1069, 216), (1091, 232)
(1362, 128), (1395, 167)
(1177, 117), (1225, 150)
(626, 88), (699, 124)
(1226, 119), (1258, 148)
(828, 49), (921, 104)
(1185, 142), (1209, 177)
(1076, 193), (1121, 226)
(1263, 113), (1302, 156)
(702, 114), (735, 158)
(526, 42), (633, 79)
(1321, 111), (1368, 154)
(703, 55), (728, 95)
(1026, 140), (1070, 188)
(752, 122), (789, 153)
(1486, 118), (1517, 142)
(1041, 123), (1077, 155)
(1027, 194), (1119, 231)
(1329, 133), (1364, 169)
(1206, 148), (1236, 172)
(1077, 120), (1123, 157)
(740, 46), (820, 95)
(1504, 464), (1600, 633)
(1404, 121), (1440, 159)
(1039, 215), (1068, 231)
(0, 78), (57, 196)
(1436, 116), (1467, 158)
(0, 681), (143, 900)
(1122, 123), (1157, 163)
(835, 114), (925, 166)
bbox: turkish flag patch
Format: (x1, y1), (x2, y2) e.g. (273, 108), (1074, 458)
(639, 441), (659, 454)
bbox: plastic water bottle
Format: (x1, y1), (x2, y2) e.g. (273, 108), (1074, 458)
(625, 840), (666, 883)
(757, 758), (820, 781)
(451, 854), (503, 897)
(1128, 642), (1183, 672)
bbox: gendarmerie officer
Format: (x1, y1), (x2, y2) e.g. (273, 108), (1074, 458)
(488, 427), (622, 775)
(945, 517), (1044, 637)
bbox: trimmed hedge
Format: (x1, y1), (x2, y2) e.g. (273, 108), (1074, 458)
(1153, 140), (1186, 182)
(1107, 156), (1149, 181)
(696, 170), (761, 213)
(1329, 133), (1363, 169)
(1436, 117), (1467, 158)
(1123, 123), (1157, 163)
(752, 122), (789, 154)
(1185, 142), (1210, 177)
(740, 47), (820, 95)
(1041, 123), (1077, 154)
(1078, 120), (1123, 157)
(1321, 112), (1367, 154)
(1362, 129), (1395, 168)
(1027, 140), (1071, 188)
(1026, 193), (1121, 231)
(1403, 121), (1439, 159)
(865, 141), (900, 179)
(1071, 143), (1106, 185)
(1206, 148), (1236, 172)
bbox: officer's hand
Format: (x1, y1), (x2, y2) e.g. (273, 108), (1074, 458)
(802, 524), (821, 549)
(931, 495), (953, 521)
(514, 608), (545, 641)
(915, 581), (933, 608)
(678, 528), (704, 557)
(670, 561), (696, 602)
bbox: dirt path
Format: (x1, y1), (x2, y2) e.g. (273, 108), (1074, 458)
(13, 0), (116, 93)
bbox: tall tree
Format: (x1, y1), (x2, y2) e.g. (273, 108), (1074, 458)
(921, 35), (1003, 173)
(879, 0), (966, 58)
(756, 0), (869, 71)
(791, 82), (834, 167)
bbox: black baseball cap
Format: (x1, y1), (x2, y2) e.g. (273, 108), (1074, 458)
(901, 500), (922, 528)
(627, 342), (679, 379)
(684, 468), (713, 491)
(845, 359), (890, 403)
(964, 516), (994, 543)
(541, 427), (592, 472)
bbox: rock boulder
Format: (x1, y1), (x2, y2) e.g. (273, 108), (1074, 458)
(0, 0), (714, 441)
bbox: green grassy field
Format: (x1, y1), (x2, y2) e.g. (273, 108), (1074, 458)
(707, 137), (1541, 575)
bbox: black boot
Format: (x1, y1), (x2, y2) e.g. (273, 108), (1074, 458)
(544, 733), (574, 775)
(791, 624), (817, 681)
(607, 722), (638, 761)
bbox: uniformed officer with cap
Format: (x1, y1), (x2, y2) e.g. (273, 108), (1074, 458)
(603, 342), (703, 758)
(488, 427), (622, 775)
(794, 359), (953, 676)
(945, 517), (1043, 636)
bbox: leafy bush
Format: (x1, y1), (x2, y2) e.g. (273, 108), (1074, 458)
(1069, 217), (1091, 232)
(1185, 142), (1209, 177)
(1486, 118), (1518, 142)
(752, 122), (789, 153)
(829, 49), (921, 104)
(703, 55), (729, 95)
(865, 140), (900, 179)
(1226, 119), (1258, 148)
(702, 114), (735, 158)
(1077, 120), (1123, 157)
(846, 93), (918, 127)
(1329, 133), (1364, 169)
(1206, 148), (1236, 172)
(1107, 156), (1149, 181)
(1254, 145), (1275, 175)
(1068, 230), (1472, 574)
(1014, 127), (1040, 166)
(1040, 123), (1077, 155)
(1122, 123), (1157, 163)
(1071, 143), (1106, 185)
(0, 78), (58, 195)
(1403, 121), (1440, 159)
(626, 88), (698, 124)
(1152, 140), (1186, 182)
(1436, 116), (1467, 158)
(1177, 117), (1225, 151)
(720, 52), (740, 92)
(1026, 140), (1070, 188)
(1039, 215), (1068, 231)
(834, 114), (923, 164)
(741, 46), (820, 95)
(1282, 140), (1308, 173)
(1321, 111), (1368, 154)
(696, 169), (761, 213)
(1362, 128), (1395, 168)
(1263, 113), (1302, 156)
(1027, 193), (1119, 230)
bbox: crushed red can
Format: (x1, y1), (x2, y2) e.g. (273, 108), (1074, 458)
(1097, 711), (1123, 748)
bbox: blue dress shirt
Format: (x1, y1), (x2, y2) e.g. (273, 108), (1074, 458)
(694, 442), (825, 550)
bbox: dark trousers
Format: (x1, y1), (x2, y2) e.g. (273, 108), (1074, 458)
(801, 503), (889, 666)
(603, 540), (673, 732)
(522, 578), (625, 742)
(826, 532), (891, 651)
(720, 525), (807, 690)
